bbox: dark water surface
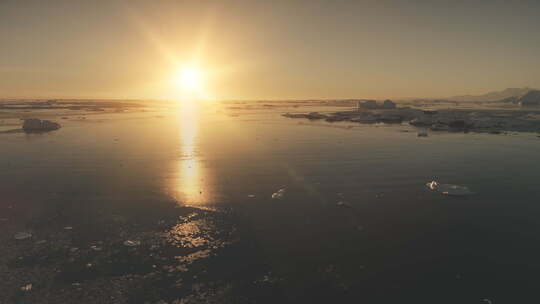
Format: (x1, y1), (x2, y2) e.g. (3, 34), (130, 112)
(1, 101), (540, 303)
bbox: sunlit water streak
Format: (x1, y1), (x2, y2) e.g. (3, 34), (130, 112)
(172, 101), (213, 205)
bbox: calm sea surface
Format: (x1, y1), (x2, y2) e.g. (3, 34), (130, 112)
(1, 101), (540, 303)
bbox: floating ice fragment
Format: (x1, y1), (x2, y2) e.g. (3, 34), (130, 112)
(123, 240), (141, 247)
(427, 181), (474, 196)
(336, 201), (352, 208)
(247, 194), (256, 198)
(254, 272), (281, 284)
(14, 232), (32, 240)
(64, 226), (73, 230)
(22, 119), (61, 132)
(271, 188), (286, 199)
(426, 181), (438, 190)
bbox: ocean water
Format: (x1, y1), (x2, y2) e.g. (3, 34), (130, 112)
(1, 101), (540, 303)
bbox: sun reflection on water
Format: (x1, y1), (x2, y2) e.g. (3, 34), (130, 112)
(173, 101), (212, 205)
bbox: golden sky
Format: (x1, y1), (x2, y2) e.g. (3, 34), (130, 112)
(1, 0), (540, 100)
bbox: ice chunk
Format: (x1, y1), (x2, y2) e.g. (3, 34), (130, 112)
(14, 232), (32, 240)
(427, 181), (474, 196)
(336, 201), (352, 208)
(123, 240), (141, 247)
(426, 181), (438, 190)
(20, 284), (32, 292)
(22, 119), (61, 132)
(271, 188), (286, 199)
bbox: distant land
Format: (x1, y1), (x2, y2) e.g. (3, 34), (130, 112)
(1, 87), (539, 105)
(445, 87), (534, 102)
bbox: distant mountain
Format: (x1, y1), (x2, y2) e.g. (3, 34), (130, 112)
(446, 87), (533, 102)
(518, 90), (540, 106)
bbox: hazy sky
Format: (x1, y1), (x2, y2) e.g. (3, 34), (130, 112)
(1, 0), (540, 100)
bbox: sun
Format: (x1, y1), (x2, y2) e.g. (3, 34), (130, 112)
(170, 65), (213, 101)
(176, 67), (203, 91)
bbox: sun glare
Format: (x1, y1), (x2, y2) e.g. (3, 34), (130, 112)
(176, 67), (203, 91)
(172, 65), (210, 100)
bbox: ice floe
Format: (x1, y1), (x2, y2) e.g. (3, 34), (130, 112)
(123, 240), (141, 247)
(22, 119), (61, 132)
(427, 181), (474, 196)
(271, 188), (286, 199)
(13, 232), (32, 240)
